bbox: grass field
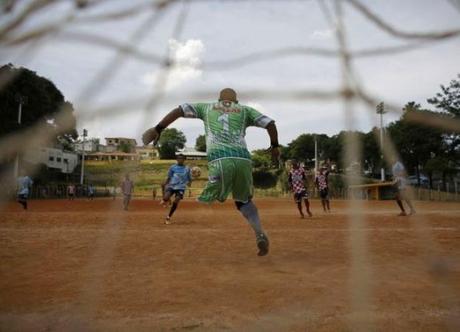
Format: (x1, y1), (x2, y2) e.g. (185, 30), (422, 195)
(1, 198), (459, 331)
(85, 159), (210, 193)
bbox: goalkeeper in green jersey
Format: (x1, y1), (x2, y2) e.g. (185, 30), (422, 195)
(142, 88), (279, 256)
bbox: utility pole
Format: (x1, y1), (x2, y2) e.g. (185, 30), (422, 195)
(80, 129), (88, 185)
(376, 102), (386, 181)
(314, 135), (318, 174)
(14, 94), (28, 178)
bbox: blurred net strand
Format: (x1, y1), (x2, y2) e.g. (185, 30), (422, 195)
(333, 1), (374, 330)
(75, 0), (190, 323)
(142, 0), (190, 119)
(72, 1), (158, 23)
(360, 96), (460, 331)
(0, 0), (56, 39)
(54, 30), (164, 63)
(365, 110), (460, 331)
(345, 2), (460, 328)
(346, 0), (460, 40)
(447, 0), (460, 12)
(0, 2), (175, 48)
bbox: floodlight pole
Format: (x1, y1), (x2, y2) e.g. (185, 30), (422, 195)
(314, 135), (318, 174)
(14, 94), (27, 178)
(376, 102), (386, 181)
(80, 129), (87, 185)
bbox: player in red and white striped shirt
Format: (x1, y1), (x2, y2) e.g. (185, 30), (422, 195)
(288, 160), (313, 218)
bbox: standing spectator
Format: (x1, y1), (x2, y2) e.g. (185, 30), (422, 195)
(88, 184), (95, 200)
(17, 171), (33, 210)
(120, 174), (134, 210)
(67, 183), (76, 200)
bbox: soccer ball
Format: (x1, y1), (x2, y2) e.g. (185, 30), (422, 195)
(191, 166), (201, 178)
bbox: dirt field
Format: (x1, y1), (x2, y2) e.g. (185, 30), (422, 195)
(1, 198), (459, 331)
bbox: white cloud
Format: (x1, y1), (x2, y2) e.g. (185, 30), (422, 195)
(142, 38), (205, 91)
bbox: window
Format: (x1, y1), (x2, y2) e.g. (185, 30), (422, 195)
(49, 156), (54, 161)
(57, 157), (62, 162)
(63, 159), (68, 163)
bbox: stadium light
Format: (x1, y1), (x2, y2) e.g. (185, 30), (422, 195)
(376, 102), (386, 181)
(13, 94), (28, 178)
(80, 128), (88, 185)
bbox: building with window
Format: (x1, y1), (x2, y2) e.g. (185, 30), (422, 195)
(85, 151), (140, 161)
(23, 147), (79, 174)
(105, 137), (137, 150)
(135, 146), (159, 160)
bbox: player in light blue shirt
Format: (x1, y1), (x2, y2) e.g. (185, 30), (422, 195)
(17, 173), (33, 210)
(162, 154), (192, 224)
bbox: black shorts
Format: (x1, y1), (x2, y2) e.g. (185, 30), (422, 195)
(166, 188), (185, 199)
(294, 190), (308, 202)
(319, 188), (329, 199)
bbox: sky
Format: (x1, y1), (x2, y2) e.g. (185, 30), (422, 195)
(1, 0), (459, 150)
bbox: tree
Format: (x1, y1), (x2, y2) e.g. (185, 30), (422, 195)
(158, 128), (186, 159)
(387, 102), (444, 186)
(284, 134), (315, 165)
(195, 134), (206, 152)
(427, 74), (460, 117)
(119, 141), (134, 153)
(0, 63), (78, 147)
(427, 74), (460, 188)
(362, 128), (381, 176)
(251, 149), (272, 169)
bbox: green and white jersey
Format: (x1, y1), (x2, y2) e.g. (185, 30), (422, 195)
(180, 101), (274, 162)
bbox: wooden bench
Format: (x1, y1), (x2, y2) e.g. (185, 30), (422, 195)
(348, 182), (394, 200)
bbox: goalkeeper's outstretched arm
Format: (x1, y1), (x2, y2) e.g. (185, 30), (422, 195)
(142, 107), (184, 145)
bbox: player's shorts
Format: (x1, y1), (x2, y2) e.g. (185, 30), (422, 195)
(17, 194), (27, 201)
(293, 190), (309, 203)
(198, 158), (253, 204)
(319, 188), (329, 199)
(165, 188), (185, 199)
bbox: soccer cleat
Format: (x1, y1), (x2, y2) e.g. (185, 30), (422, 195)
(256, 233), (269, 256)
(165, 216), (172, 225)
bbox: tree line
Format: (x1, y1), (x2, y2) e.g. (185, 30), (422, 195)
(253, 75), (459, 190)
(1, 63), (457, 190)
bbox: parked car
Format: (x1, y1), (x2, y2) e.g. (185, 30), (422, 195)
(407, 175), (429, 187)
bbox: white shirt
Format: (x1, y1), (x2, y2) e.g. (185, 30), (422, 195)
(392, 161), (407, 189)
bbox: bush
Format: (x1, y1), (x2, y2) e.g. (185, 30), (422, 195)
(252, 170), (278, 189)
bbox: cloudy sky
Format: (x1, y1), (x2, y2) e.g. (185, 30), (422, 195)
(1, 0), (459, 150)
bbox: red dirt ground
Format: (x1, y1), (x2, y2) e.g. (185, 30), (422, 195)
(1, 198), (459, 331)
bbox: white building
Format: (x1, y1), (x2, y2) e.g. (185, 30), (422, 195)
(176, 147), (207, 160)
(23, 147), (79, 174)
(74, 139), (99, 153)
